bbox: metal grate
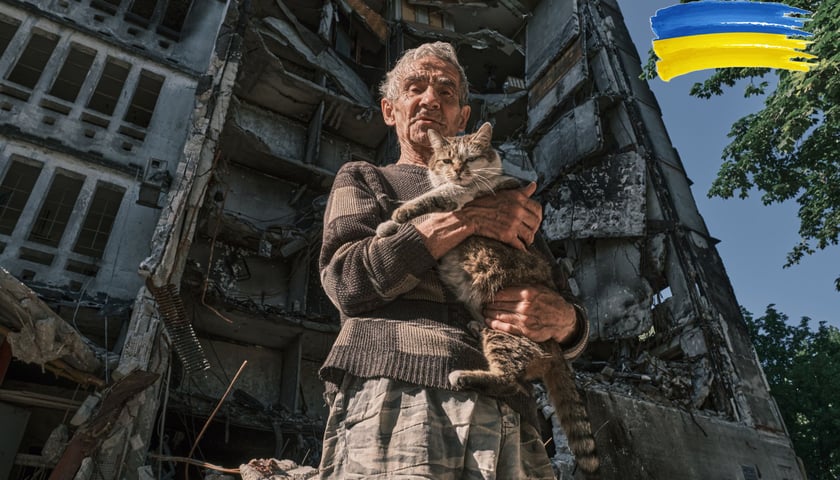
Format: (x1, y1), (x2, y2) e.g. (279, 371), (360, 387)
(146, 280), (210, 374)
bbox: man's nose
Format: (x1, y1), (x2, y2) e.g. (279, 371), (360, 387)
(419, 86), (440, 109)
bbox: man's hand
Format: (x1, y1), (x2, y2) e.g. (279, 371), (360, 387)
(456, 182), (542, 251)
(483, 285), (578, 343)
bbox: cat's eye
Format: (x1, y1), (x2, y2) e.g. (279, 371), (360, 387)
(466, 156), (482, 163)
(442, 158), (452, 164)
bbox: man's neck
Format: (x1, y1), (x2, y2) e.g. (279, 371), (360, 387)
(396, 144), (432, 167)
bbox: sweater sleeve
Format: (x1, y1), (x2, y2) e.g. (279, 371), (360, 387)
(319, 162), (438, 316)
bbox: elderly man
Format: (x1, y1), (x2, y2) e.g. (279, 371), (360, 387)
(317, 42), (589, 479)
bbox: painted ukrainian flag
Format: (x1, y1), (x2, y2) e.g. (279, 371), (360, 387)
(651, 1), (816, 81)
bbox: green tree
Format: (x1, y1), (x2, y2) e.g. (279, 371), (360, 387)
(644, 0), (840, 289)
(744, 306), (840, 479)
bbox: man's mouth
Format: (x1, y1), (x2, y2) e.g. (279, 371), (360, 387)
(413, 117), (441, 125)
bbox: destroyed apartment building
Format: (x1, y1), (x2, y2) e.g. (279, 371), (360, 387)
(0, 0), (806, 478)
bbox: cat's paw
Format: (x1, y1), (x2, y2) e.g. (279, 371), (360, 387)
(392, 206), (415, 224)
(376, 221), (400, 237)
(448, 370), (467, 389)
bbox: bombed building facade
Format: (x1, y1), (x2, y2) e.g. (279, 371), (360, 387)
(0, 0), (805, 479)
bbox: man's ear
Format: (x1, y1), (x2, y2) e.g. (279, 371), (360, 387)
(456, 105), (471, 132)
(381, 98), (396, 126)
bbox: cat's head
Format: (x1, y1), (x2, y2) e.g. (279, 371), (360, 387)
(426, 122), (502, 187)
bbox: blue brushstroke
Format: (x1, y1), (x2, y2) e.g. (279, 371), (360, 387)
(651, 1), (812, 40)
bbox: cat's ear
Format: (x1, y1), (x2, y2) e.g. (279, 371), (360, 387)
(427, 129), (447, 150)
(473, 122), (493, 145)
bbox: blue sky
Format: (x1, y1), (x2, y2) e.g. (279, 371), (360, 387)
(616, 0), (839, 329)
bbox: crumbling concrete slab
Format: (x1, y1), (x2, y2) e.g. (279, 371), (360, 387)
(0, 267), (101, 374)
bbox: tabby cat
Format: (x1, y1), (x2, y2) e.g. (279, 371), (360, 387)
(377, 122), (599, 475)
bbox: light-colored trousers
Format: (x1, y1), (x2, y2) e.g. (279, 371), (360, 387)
(318, 375), (555, 479)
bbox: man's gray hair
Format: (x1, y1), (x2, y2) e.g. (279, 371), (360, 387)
(379, 42), (469, 106)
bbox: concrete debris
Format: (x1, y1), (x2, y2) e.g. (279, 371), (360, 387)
(4, 318), (100, 373)
(341, 0), (389, 42)
(239, 458), (318, 480)
(261, 13), (373, 105)
(402, 23), (524, 56)
(0, 267), (101, 373)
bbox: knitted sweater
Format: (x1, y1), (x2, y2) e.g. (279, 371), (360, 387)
(318, 161), (589, 427)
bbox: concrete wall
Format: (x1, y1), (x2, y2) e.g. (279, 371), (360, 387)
(587, 389), (801, 479)
(0, 0), (208, 302)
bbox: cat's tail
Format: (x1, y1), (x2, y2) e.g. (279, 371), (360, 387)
(543, 353), (600, 476)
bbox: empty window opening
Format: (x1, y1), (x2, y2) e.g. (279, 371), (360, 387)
(48, 44), (96, 102)
(87, 57), (130, 116)
(123, 70), (163, 128)
(73, 182), (124, 258)
(65, 258), (99, 276)
(6, 30), (59, 89)
(0, 158), (43, 236)
(20, 269), (35, 281)
(0, 241), (5, 253)
(158, 0), (192, 39)
(19, 247), (54, 266)
(127, 0), (158, 27)
(0, 16), (21, 59)
(28, 171), (84, 247)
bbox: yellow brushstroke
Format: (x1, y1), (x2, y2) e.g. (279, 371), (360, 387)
(653, 32), (816, 81)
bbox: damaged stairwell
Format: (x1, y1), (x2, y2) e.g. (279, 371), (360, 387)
(0, 0), (803, 479)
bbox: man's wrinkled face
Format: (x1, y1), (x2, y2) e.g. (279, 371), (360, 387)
(381, 56), (470, 149)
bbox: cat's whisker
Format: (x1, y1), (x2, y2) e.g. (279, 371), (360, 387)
(472, 175), (496, 193)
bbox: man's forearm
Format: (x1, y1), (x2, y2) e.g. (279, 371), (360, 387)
(414, 212), (475, 259)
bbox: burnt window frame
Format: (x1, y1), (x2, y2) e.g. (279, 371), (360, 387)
(5, 28), (59, 90)
(72, 181), (125, 259)
(48, 42), (97, 103)
(123, 69), (164, 128)
(0, 14), (21, 60)
(0, 156), (43, 236)
(27, 169), (85, 247)
(86, 56), (131, 116)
